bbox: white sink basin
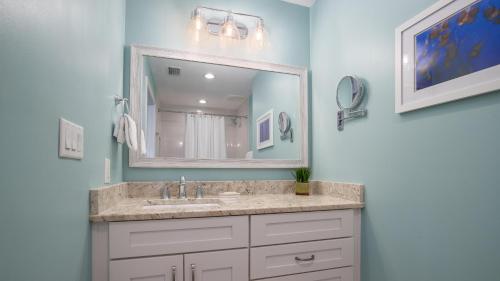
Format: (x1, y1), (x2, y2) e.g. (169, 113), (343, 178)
(143, 198), (222, 210)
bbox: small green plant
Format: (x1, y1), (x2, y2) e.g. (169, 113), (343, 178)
(292, 167), (311, 183)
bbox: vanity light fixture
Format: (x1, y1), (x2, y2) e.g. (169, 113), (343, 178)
(198, 99), (207, 104)
(204, 73), (215, 80)
(190, 6), (267, 45)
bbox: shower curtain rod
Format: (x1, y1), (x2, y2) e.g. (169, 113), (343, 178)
(158, 108), (248, 119)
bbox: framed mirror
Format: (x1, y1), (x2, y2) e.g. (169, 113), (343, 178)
(128, 45), (308, 168)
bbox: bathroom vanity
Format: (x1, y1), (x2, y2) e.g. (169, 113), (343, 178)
(90, 181), (364, 281)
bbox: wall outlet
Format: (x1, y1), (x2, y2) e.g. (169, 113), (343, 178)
(59, 118), (84, 159)
(104, 158), (111, 184)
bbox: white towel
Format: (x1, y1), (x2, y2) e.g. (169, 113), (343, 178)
(113, 116), (125, 144)
(140, 129), (147, 156)
(124, 114), (138, 151)
(113, 114), (138, 151)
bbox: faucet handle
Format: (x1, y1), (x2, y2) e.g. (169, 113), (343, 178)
(196, 186), (204, 199)
(162, 185), (171, 200)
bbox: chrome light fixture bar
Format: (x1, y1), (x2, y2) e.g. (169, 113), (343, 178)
(191, 6), (266, 42)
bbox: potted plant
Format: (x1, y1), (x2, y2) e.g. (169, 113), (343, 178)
(292, 167), (311, 195)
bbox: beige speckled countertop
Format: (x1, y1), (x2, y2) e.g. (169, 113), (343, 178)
(89, 180), (365, 222)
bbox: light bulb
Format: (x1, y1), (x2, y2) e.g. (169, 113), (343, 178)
(255, 30), (263, 41)
(224, 25), (233, 37)
(194, 16), (203, 30)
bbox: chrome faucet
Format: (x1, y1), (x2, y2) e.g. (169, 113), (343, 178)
(178, 176), (187, 199)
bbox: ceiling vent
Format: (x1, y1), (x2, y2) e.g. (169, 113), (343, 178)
(168, 67), (181, 76)
(226, 95), (247, 103)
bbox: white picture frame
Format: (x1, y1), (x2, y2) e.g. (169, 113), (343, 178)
(395, 0), (500, 113)
(256, 109), (274, 150)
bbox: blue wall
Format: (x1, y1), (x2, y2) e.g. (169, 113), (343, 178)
(124, 0), (310, 180)
(310, 1), (500, 280)
(0, 0), (125, 280)
(251, 72), (300, 159)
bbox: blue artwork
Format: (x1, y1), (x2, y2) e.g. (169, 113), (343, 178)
(259, 119), (270, 142)
(415, 0), (500, 91)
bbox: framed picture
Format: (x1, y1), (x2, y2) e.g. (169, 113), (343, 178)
(395, 0), (500, 113)
(256, 109), (274, 150)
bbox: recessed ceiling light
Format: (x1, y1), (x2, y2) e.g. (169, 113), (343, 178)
(196, 109), (203, 113)
(198, 99), (207, 104)
(204, 73), (215, 80)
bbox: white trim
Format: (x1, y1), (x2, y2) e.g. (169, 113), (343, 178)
(128, 45), (309, 168)
(256, 109), (274, 150)
(395, 0), (500, 113)
(280, 0), (316, 7)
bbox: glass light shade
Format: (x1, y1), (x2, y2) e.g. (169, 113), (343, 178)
(250, 20), (268, 49)
(191, 8), (206, 31)
(188, 9), (207, 44)
(219, 14), (240, 40)
(255, 20), (264, 41)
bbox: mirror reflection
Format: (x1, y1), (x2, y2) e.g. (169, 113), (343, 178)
(336, 76), (363, 110)
(139, 56), (301, 160)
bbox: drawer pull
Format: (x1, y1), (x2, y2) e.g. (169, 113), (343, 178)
(295, 254), (315, 262)
(172, 266), (176, 281)
(191, 264), (196, 281)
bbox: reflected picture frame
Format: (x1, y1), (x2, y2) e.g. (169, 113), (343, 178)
(395, 0), (500, 113)
(256, 109), (274, 150)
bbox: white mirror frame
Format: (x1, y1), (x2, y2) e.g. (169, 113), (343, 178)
(128, 45), (309, 168)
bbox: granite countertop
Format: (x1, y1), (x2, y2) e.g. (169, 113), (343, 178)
(90, 194), (364, 222)
(89, 180), (365, 222)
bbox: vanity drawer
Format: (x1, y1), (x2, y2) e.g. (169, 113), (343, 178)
(109, 216), (248, 259)
(256, 267), (353, 281)
(250, 238), (353, 279)
(110, 255), (183, 281)
(251, 210), (353, 246)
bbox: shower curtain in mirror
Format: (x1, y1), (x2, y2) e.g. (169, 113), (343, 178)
(184, 114), (227, 159)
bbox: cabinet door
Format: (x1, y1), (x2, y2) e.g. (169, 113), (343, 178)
(110, 255), (183, 281)
(185, 249), (248, 281)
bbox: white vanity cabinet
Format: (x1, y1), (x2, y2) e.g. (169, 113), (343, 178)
(92, 210), (360, 281)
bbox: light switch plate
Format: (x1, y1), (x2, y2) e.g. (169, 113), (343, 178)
(59, 118), (84, 159)
(104, 158), (111, 184)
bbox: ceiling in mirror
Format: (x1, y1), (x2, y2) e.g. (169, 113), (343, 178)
(146, 56), (257, 111)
